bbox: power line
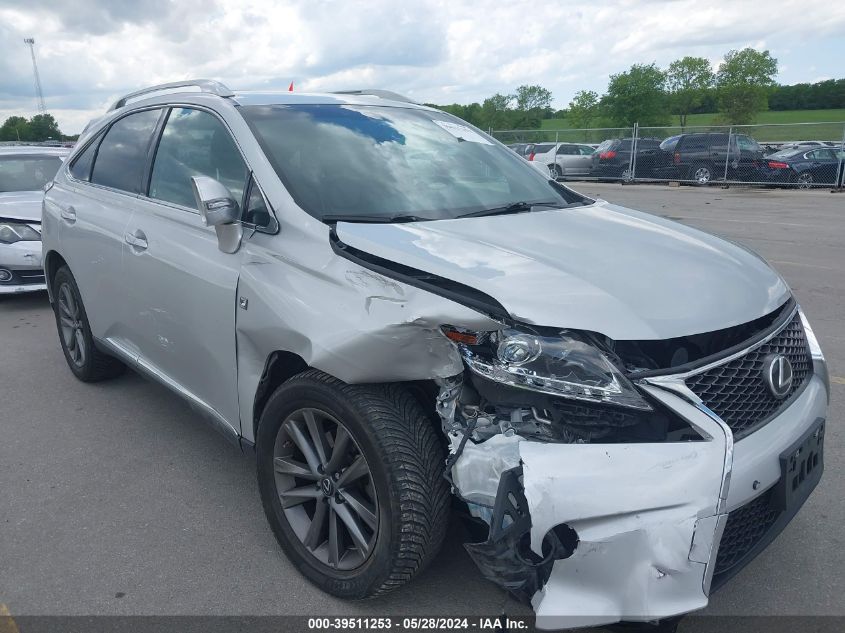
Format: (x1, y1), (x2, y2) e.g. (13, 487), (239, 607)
(24, 37), (47, 114)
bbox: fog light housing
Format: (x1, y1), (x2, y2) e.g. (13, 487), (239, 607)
(0, 269), (13, 282)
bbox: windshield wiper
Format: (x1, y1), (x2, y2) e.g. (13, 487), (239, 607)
(321, 214), (433, 225)
(455, 201), (566, 219)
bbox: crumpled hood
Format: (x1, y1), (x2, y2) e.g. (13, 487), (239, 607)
(336, 199), (791, 340)
(0, 191), (43, 222)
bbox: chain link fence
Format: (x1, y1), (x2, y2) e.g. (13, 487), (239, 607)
(493, 122), (845, 189)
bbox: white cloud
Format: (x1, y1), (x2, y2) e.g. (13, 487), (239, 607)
(1, 0), (844, 133)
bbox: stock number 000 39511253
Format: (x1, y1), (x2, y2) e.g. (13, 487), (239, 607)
(307, 617), (529, 630)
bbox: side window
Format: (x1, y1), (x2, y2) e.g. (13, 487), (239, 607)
(69, 133), (102, 182)
(810, 149), (835, 160)
(684, 136), (708, 152)
(91, 109), (162, 193)
(579, 146), (595, 155)
(149, 108), (248, 210)
(736, 136), (760, 151)
(243, 177), (277, 231)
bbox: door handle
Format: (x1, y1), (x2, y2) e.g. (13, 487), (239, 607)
(60, 206), (77, 222)
(125, 230), (148, 251)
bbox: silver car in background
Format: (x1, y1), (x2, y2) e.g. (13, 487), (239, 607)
(41, 80), (828, 629)
(0, 146), (68, 293)
(528, 142), (595, 178)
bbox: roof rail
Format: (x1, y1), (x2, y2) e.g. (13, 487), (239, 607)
(109, 79), (234, 111)
(332, 89), (416, 104)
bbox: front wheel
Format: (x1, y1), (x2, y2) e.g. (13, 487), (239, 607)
(256, 370), (450, 598)
(549, 164), (563, 179)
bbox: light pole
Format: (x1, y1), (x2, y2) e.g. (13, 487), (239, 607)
(24, 37), (47, 114)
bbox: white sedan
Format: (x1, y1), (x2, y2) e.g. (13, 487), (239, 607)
(0, 146), (69, 294)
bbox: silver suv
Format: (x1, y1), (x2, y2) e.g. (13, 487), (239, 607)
(42, 80), (829, 628)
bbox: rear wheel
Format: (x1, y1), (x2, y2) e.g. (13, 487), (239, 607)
(796, 172), (814, 189)
(256, 370), (450, 598)
(691, 164), (713, 185)
(52, 266), (125, 382)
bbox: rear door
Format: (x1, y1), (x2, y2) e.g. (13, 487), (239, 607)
(54, 108), (164, 345)
(555, 144), (591, 175)
(805, 148), (839, 184)
(122, 106), (250, 433)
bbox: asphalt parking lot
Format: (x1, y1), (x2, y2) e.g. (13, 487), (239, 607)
(1, 183), (843, 629)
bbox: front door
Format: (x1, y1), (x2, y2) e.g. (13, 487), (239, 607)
(122, 107), (250, 433)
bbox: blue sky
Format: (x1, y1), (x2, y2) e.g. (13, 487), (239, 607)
(1, 0), (844, 134)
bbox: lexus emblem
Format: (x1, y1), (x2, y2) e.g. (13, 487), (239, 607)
(763, 354), (793, 399)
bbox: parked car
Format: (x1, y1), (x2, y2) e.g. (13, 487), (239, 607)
(0, 146), (68, 294)
(590, 137), (663, 180)
(777, 141), (837, 150)
(761, 146), (845, 188)
(43, 80), (828, 628)
(527, 142), (595, 178)
(507, 143), (534, 158)
(653, 133), (766, 184)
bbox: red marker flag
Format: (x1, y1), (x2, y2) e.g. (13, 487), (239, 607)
(288, 82), (294, 92)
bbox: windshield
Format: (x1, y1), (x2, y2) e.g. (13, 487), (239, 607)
(0, 155), (63, 192)
(239, 104), (583, 222)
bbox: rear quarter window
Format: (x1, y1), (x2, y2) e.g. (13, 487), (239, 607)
(69, 134), (102, 182)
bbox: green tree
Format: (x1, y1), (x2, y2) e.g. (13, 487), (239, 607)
(479, 93), (514, 130)
(666, 56), (715, 128)
(513, 84), (553, 111)
(716, 48), (778, 124)
(567, 90), (599, 131)
(0, 116), (31, 141)
(27, 113), (62, 141)
(604, 63), (669, 127)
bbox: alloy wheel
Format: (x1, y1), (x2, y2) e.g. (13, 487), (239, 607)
(797, 172), (814, 189)
(694, 167), (711, 185)
(57, 282), (86, 367)
(273, 407), (378, 571)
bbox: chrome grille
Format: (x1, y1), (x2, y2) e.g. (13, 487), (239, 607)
(685, 312), (812, 439)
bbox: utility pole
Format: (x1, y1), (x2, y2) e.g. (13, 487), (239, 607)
(24, 37), (47, 114)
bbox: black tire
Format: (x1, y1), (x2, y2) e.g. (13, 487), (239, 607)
(795, 171), (814, 189)
(690, 163), (713, 186)
(550, 164), (563, 179)
(256, 369), (449, 599)
(52, 266), (125, 382)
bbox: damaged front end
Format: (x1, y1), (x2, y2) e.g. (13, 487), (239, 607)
(436, 326), (733, 629)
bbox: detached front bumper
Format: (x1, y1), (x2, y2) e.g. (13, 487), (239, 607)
(0, 241), (47, 294)
(448, 368), (828, 628)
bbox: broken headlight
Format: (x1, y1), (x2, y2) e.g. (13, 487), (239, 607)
(0, 222), (40, 244)
(444, 327), (651, 411)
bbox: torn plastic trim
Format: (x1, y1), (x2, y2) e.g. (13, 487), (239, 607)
(464, 466), (577, 602)
(329, 229), (511, 322)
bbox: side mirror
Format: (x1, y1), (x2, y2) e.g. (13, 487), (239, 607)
(191, 176), (240, 226)
(190, 176), (243, 254)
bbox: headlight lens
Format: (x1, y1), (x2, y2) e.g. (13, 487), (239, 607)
(0, 222), (40, 244)
(445, 326), (652, 411)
